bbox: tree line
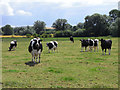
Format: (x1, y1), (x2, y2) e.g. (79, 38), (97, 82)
(0, 9), (119, 37)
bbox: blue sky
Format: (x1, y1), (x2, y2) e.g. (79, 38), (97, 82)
(0, 0), (119, 27)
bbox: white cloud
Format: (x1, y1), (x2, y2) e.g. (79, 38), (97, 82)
(0, 1), (32, 16)
(2, 0), (118, 8)
(16, 10), (32, 16)
(0, 2), (14, 16)
(1, 0), (119, 9)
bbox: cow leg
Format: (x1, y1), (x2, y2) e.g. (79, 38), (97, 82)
(9, 47), (11, 51)
(52, 49), (54, 53)
(13, 46), (15, 51)
(89, 46), (91, 51)
(108, 49), (111, 55)
(32, 55), (34, 62)
(32, 56), (33, 62)
(53, 48), (55, 53)
(105, 49), (107, 55)
(85, 47), (87, 52)
(48, 49), (50, 53)
(91, 46), (93, 52)
(32, 53), (35, 63)
(102, 49), (104, 55)
(33, 56), (35, 63)
(89, 46), (91, 52)
(36, 56), (38, 62)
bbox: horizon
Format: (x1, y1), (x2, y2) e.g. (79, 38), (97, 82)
(0, 0), (119, 28)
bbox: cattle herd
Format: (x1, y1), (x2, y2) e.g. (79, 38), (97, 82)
(8, 37), (112, 63)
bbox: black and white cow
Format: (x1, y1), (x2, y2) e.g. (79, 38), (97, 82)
(46, 41), (58, 53)
(100, 39), (112, 55)
(87, 39), (96, 52)
(93, 39), (99, 52)
(80, 39), (89, 52)
(28, 37), (43, 63)
(70, 36), (74, 43)
(9, 40), (17, 51)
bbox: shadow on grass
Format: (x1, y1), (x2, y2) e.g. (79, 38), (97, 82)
(25, 61), (39, 67)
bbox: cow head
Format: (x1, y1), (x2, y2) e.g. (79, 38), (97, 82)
(99, 38), (104, 41)
(99, 39), (105, 43)
(32, 38), (42, 50)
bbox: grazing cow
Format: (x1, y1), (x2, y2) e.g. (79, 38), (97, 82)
(9, 40), (17, 51)
(28, 37), (43, 63)
(70, 36), (74, 43)
(80, 39), (89, 52)
(93, 39), (99, 52)
(100, 39), (112, 55)
(46, 41), (58, 53)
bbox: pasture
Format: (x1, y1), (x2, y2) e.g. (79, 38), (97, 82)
(2, 37), (118, 88)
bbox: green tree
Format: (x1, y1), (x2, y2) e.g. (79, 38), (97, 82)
(33, 20), (46, 34)
(14, 27), (25, 35)
(24, 26), (35, 35)
(77, 22), (84, 29)
(52, 19), (69, 31)
(109, 17), (120, 37)
(84, 13), (109, 36)
(0, 29), (3, 35)
(71, 26), (78, 31)
(2, 25), (13, 35)
(109, 9), (119, 22)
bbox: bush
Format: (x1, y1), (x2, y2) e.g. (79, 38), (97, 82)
(41, 33), (52, 38)
(54, 30), (73, 37)
(63, 30), (73, 37)
(32, 33), (39, 38)
(54, 31), (63, 37)
(73, 29), (85, 37)
(26, 34), (31, 38)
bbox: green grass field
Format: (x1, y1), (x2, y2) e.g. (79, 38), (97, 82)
(2, 37), (118, 88)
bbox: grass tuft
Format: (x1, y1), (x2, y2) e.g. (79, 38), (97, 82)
(47, 67), (63, 73)
(61, 77), (74, 81)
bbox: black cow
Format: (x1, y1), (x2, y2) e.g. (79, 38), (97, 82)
(9, 40), (17, 51)
(46, 41), (58, 53)
(100, 39), (112, 55)
(28, 37), (43, 63)
(80, 39), (89, 52)
(70, 36), (74, 43)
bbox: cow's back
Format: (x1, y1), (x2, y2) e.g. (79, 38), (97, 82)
(106, 40), (112, 49)
(53, 41), (58, 47)
(101, 40), (112, 49)
(81, 40), (89, 47)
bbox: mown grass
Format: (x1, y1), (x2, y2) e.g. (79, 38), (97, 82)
(2, 37), (118, 88)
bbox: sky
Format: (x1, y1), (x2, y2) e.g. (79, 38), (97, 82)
(0, 0), (119, 27)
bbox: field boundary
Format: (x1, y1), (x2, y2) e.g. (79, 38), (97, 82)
(0, 35), (26, 38)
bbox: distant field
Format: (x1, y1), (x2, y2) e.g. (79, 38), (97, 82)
(2, 37), (118, 88)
